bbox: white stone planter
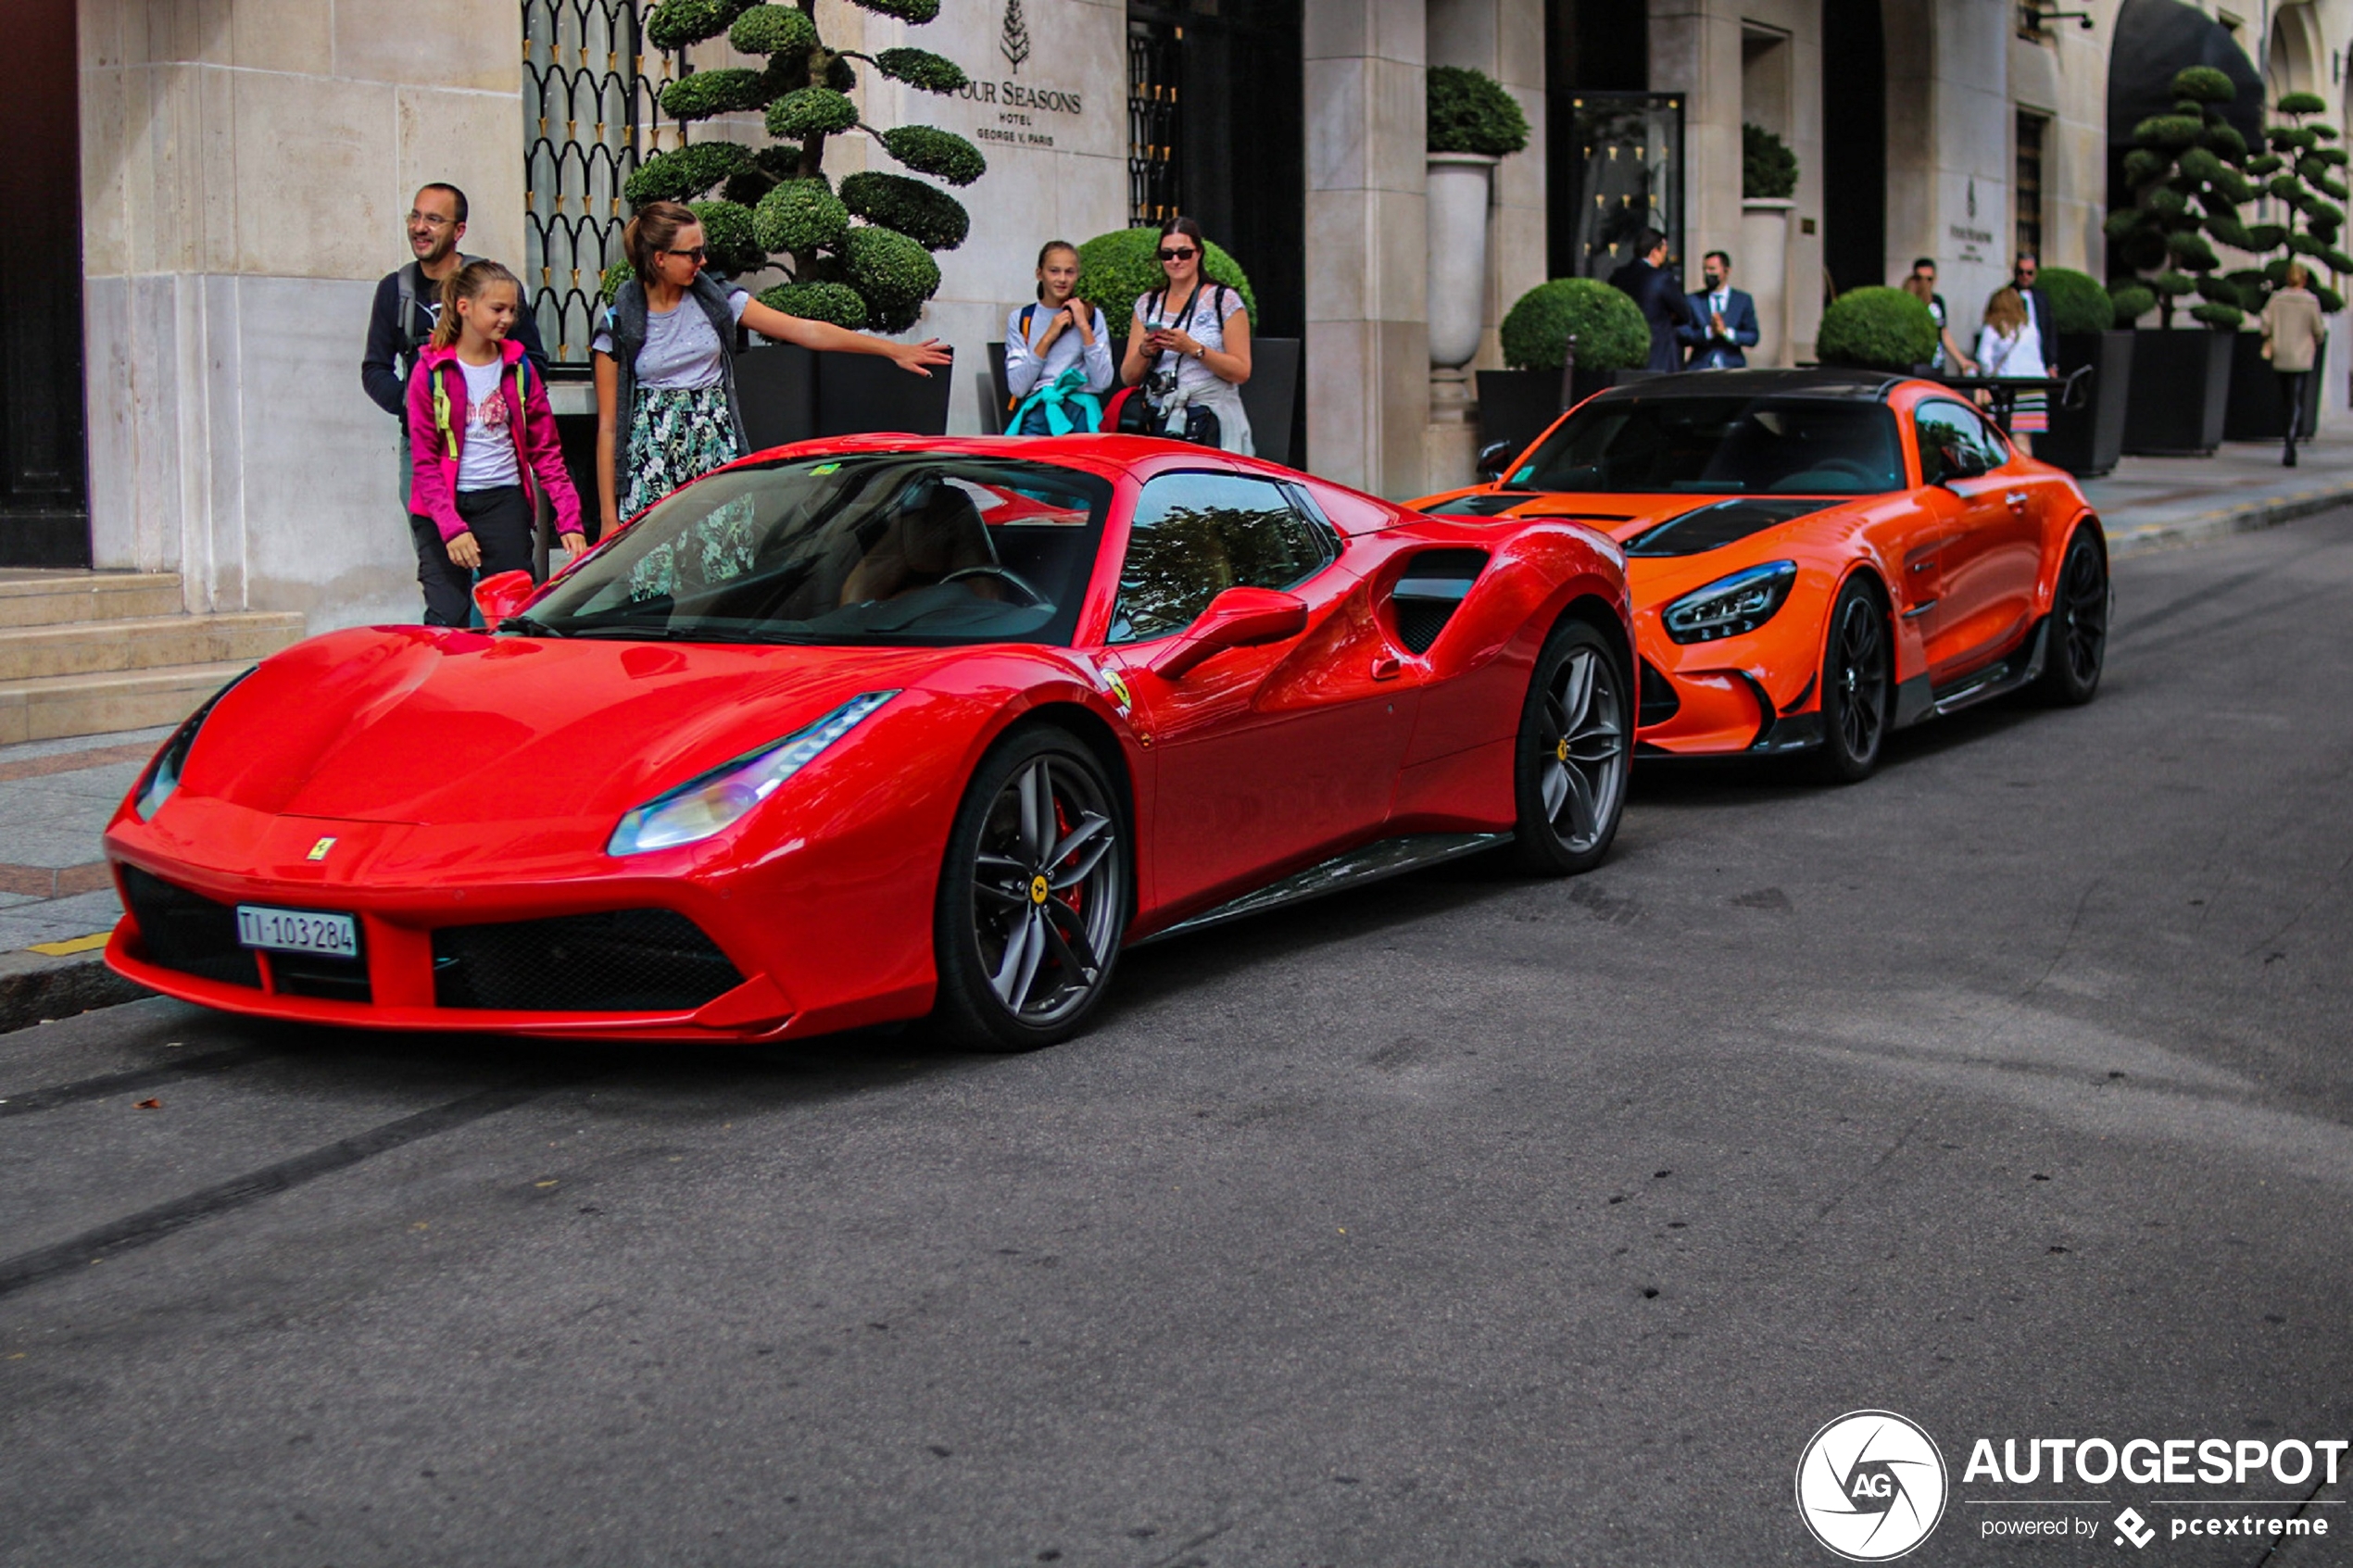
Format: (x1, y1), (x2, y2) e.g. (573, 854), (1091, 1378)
(1740, 197), (1794, 368)
(1427, 152), (1499, 372)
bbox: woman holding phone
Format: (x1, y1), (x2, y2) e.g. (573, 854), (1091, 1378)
(1119, 216), (1252, 453)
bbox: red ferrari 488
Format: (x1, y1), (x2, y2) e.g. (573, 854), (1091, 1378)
(106, 436), (1630, 1050)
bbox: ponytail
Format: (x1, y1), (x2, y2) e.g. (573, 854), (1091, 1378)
(623, 200), (698, 287)
(430, 259), (521, 349)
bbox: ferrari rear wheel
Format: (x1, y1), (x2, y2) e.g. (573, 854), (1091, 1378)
(1815, 578), (1891, 784)
(1511, 620), (1629, 876)
(932, 727), (1128, 1052)
(2036, 527), (2108, 706)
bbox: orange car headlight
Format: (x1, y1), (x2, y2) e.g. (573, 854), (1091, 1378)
(1662, 561), (1798, 644)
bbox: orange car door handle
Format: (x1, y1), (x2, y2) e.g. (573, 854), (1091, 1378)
(2005, 490), (2029, 508)
(1371, 656), (1402, 681)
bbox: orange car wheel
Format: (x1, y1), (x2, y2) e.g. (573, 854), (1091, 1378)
(1816, 577), (1892, 784)
(2037, 527), (2108, 707)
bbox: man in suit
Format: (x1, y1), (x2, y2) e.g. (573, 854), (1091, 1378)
(2008, 250), (2057, 377)
(1607, 227), (1695, 373)
(1679, 250), (1761, 369)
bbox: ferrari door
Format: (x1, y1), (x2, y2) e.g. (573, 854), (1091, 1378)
(1911, 397), (2028, 682)
(1101, 470), (1417, 912)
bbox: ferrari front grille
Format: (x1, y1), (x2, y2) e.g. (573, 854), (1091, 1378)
(431, 909), (745, 1013)
(1638, 659), (1682, 728)
(120, 865), (261, 989)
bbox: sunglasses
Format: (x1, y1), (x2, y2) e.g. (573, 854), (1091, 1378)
(1157, 246), (1198, 262)
(663, 245), (709, 264)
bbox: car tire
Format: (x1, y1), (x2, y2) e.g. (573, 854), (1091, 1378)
(931, 726), (1129, 1053)
(1815, 576), (1892, 784)
(2036, 526), (2108, 707)
(1511, 619), (1630, 876)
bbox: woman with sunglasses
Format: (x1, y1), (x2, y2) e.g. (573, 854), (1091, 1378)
(593, 200), (950, 537)
(1118, 216), (1253, 453)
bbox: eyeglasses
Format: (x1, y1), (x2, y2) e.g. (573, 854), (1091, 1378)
(663, 246), (709, 265)
(1157, 246), (1198, 262)
(406, 212), (456, 229)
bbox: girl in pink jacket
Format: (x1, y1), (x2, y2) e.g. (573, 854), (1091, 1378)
(405, 260), (585, 625)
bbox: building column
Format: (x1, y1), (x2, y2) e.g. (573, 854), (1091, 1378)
(1884, 2), (2011, 333)
(1305, 0), (1428, 499)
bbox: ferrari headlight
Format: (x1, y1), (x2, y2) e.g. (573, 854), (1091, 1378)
(131, 669), (254, 821)
(607, 691), (899, 857)
(1662, 561), (1798, 644)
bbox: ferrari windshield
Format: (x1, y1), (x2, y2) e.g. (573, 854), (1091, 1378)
(1507, 395), (1906, 495)
(524, 454), (1112, 646)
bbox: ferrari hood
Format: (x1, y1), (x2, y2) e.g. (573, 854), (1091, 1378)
(182, 627), (990, 826)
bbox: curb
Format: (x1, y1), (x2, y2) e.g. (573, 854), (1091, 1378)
(0, 947), (148, 1036)
(2107, 481), (2353, 560)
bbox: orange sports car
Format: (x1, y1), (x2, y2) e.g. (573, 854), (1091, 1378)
(1412, 370), (2109, 780)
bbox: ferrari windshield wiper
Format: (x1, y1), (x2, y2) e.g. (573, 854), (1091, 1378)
(497, 613), (570, 638)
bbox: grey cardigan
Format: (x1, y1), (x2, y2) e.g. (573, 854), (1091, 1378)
(599, 272), (751, 510)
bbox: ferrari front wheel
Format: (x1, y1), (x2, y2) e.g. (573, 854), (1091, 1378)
(932, 727), (1128, 1052)
(1511, 620), (1629, 876)
(1816, 577), (1892, 784)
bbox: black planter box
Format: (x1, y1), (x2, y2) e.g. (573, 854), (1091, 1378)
(732, 342), (956, 450)
(1476, 367), (1655, 461)
(2038, 330), (2133, 479)
(2121, 329), (2233, 457)
(2222, 331), (2324, 442)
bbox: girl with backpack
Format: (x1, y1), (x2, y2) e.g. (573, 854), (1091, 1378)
(1117, 216), (1253, 453)
(1003, 241), (1115, 434)
(593, 201), (951, 535)
(406, 259), (585, 626)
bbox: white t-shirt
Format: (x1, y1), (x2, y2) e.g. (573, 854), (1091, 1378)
(455, 357), (521, 492)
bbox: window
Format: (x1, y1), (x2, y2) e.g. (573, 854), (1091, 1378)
(1110, 473), (1336, 643)
(1511, 395), (1906, 495)
(2015, 110), (2046, 268)
(1914, 399), (2009, 483)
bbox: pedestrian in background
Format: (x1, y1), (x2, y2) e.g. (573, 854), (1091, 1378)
(1975, 286), (2047, 451)
(1902, 258), (1976, 374)
(1004, 240), (1115, 434)
(1606, 227), (1694, 373)
(1679, 250), (1759, 369)
(2007, 251), (2057, 375)
(362, 182), (553, 605)
(594, 200), (950, 533)
(1119, 216), (1253, 452)
(405, 261), (583, 626)
(2261, 260), (2326, 468)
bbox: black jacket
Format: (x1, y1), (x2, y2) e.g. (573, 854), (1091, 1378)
(361, 258), (551, 420)
(1608, 258), (1696, 373)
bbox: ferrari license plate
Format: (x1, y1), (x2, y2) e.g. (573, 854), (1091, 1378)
(235, 905), (359, 960)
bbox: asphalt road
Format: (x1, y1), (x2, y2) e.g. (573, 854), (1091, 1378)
(4, 512), (2351, 1568)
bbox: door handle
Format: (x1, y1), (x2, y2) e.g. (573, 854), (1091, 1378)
(2005, 490), (2029, 508)
(1370, 655), (1402, 681)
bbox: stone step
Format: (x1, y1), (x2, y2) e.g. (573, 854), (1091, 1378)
(0, 571), (185, 628)
(0, 661), (258, 746)
(0, 611), (306, 683)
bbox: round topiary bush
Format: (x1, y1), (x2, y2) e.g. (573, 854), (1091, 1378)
(876, 126), (987, 186)
(1497, 278), (1648, 371)
(727, 4), (815, 56)
(837, 225), (941, 333)
(2108, 282), (2157, 322)
(645, 0), (754, 51)
(2040, 267), (2116, 334)
(1073, 227), (1258, 328)
(1743, 122), (1798, 199)
(623, 142), (754, 206)
(1427, 66), (1529, 157)
(839, 171), (969, 251)
(758, 281), (868, 330)
(871, 47), (967, 94)
(753, 179), (849, 256)
(1816, 286), (1939, 370)
(687, 198), (763, 274)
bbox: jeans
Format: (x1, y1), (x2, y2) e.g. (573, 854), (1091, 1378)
(411, 484), (536, 627)
(2278, 370), (2311, 446)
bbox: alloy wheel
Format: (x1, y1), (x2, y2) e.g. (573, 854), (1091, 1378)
(2059, 538), (2108, 687)
(1832, 596), (1889, 764)
(970, 754), (1123, 1027)
(1534, 644), (1628, 854)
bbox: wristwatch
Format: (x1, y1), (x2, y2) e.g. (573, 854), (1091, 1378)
(1193, 345), (1206, 359)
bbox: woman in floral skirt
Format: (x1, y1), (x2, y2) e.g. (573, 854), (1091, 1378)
(592, 200), (950, 537)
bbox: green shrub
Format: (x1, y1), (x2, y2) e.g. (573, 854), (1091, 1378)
(850, 0), (939, 19)
(839, 171), (969, 251)
(767, 87), (860, 140)
(1497, 278), (1649, 371)
(688, 199), (763, 273)
(2108, 282), (2157, 322)
(1815, 286), (1939, 370)
(1426, 66), (1529, 157)
(2188, 302), (2244, 328)
(871, 47), (967, 94)
(727, 4), (815, 55)
(645, 0), (753, 50)
(1743, 123), (1799, 199)
(1073, 227), (1257, 329)
(661, 69), (770, 123)
(876, 126), (987, 186)
(599, 260), (632, 304)
(837, 226), (941, 333)
(757, 281), (867, 329)
(623, 142), (753, 204)
(2134, 114), (2206, 149)
(753, 179), (849, 255)
(2174, 65), (2236, 103)
(2040, 267), (2115, 334)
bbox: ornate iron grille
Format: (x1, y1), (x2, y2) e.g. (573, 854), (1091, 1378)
(523, 0), (668, 368)
(1127, 19), (1183, 226)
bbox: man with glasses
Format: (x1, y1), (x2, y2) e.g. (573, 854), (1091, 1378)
(2003, 250), (2057, 379)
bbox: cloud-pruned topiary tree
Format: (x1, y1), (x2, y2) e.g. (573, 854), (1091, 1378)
(2233, 90), (2353, 317)
(619, 0), (985, 332)
(2104, 65), (2257, 330)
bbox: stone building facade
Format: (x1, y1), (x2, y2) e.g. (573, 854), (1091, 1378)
(10, 0), (2346, 631)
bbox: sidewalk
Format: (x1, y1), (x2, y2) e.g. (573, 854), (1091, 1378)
(3, 436), (2350, 1030)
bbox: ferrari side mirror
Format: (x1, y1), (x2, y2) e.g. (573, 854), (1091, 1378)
(1477, 441), (1516, 483)
(1149, 586), (1310, 680)
(473, 569), (535, 629)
